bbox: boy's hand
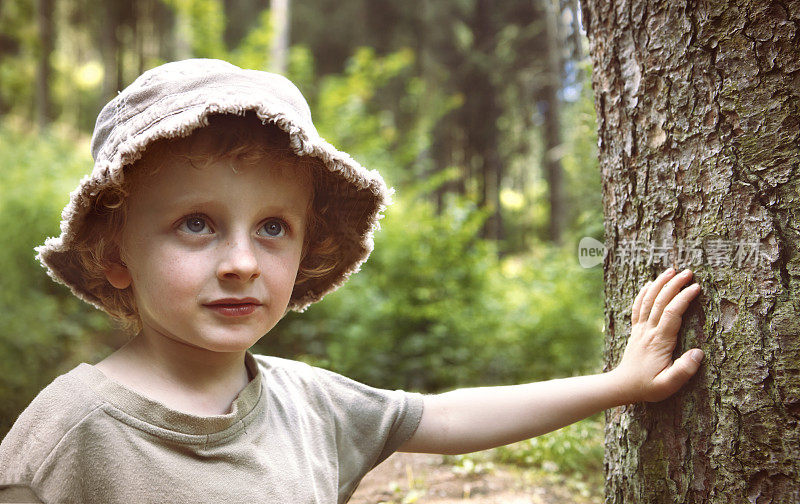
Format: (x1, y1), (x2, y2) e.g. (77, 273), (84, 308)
(612, 267), (704, 404)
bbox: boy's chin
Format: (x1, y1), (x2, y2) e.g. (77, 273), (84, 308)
(140, 326), (263, 353)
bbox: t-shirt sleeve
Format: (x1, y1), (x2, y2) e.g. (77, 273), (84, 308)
(0, 371), (102, 503)
(305, 365), (424, 500)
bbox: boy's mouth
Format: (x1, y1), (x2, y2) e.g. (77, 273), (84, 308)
(204, 298), (262, 317)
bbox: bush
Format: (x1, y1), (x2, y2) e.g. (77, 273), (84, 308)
(492, 417), (604, 476)
(265, 196), (507, 390)
(0, 119), (115, 437)
(441, 417), (604, 499)
(260, 49), (604, 392)
(1, 48), (606, 441)
(265, 194), (604, 392)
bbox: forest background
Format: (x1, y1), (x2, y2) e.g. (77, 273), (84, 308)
(1, 0), (607, 495)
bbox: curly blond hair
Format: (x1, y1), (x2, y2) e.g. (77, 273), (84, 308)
(73, 113), (342, 334)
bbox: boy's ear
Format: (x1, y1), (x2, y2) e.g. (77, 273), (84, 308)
(105, 262), (132, 289)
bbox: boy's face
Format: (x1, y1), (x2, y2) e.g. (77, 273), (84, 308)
(106, 154), (311, 353)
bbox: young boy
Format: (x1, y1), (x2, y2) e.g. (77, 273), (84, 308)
(0, 59), (704, 503)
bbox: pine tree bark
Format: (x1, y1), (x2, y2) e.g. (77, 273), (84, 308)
(580, 0), (800, 501)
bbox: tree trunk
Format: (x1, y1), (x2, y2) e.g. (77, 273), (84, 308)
(542, 0), (565, 245)
(224, 0), (267, 50)
(270, 0), (290, 74)
(172, 4), (193, 61)
(581, 0), (800, 502)
(36, 0), (54, 128)
(468, 0), (504, 241)
(100, 1), (122, 103)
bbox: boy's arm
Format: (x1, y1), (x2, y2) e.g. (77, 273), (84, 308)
(399, 267), (704, 455)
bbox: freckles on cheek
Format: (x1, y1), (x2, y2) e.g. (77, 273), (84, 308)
(168, 255), (206, 285)
(140, 252), (208, 300)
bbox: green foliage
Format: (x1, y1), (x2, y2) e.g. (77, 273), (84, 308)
(447, 453), (495, 476)
(562, 61), (603, 246)
(227, 9), (274, 70)
(162, 0), (276, 70)
(266, 196), (500, 390)
(285, 45), (317, 93)
(256, 49), (604, 392)
(0, 119), (113, 436)
(499, 59), (603, 254)
(0, 1), (37, 117)
(439, 416), (603, 500)
(499, 245), (605, 380)
(491, 417), (604, 476)
(269, 191), (603, 391)
(439, 417), (604, 498)
(307, 46), (461, 187)
(1, 35), (606, 466)
(163, 0), (227, 59)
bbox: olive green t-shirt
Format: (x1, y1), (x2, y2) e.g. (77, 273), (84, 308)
(0, 351), (424, 504)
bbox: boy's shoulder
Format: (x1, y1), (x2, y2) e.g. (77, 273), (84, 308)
(0, 363), (103, 481)
(249, 353), (414, 410)
(252, 353), (314, 372)
(250, 353), (335, 394)
(251, 353), (362, 389)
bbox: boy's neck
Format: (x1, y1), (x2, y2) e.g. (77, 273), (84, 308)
(95, 332), (252, 416)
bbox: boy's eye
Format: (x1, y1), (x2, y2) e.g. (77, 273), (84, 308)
(258, 219), (285, 238)
(179, 216), (212, 234)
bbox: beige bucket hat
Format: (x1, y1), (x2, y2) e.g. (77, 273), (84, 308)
(36, 58), (391, 314)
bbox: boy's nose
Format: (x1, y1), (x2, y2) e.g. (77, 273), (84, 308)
(217, 238), (261, 282)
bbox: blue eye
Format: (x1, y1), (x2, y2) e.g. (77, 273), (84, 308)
(180, 215), (212, 234)
(259, 220), (285, 238)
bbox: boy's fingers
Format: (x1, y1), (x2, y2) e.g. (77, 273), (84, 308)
(650, 348), (704, 400)
(656, 283), (701, 336)
(631, 282), (651, 325)
(639, 268), (676, 324)
(648, 269), (694, 328)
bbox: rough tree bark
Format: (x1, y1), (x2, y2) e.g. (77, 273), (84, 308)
(581, 0), (800, 502)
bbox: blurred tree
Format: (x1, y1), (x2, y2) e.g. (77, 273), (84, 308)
(3, 0), (595, 249)
(99, 1), (124, 102)
(290, 0), (584, 249)
(541, 0), (564, 245)
(35, 0), (53, 127)
(465, 0), (503, 241)
(269, 0), (289, 74)
(223, 0), (267, 49)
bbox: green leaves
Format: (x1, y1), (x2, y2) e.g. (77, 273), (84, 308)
(162, 0), (226, 59)
(0, 119), (115, 437)
(269, 193), (604, 391)
(254, 49), (604, 393)
(493, 417), (604, 479)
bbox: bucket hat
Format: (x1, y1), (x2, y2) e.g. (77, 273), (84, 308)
(36, 58), (391, 314)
